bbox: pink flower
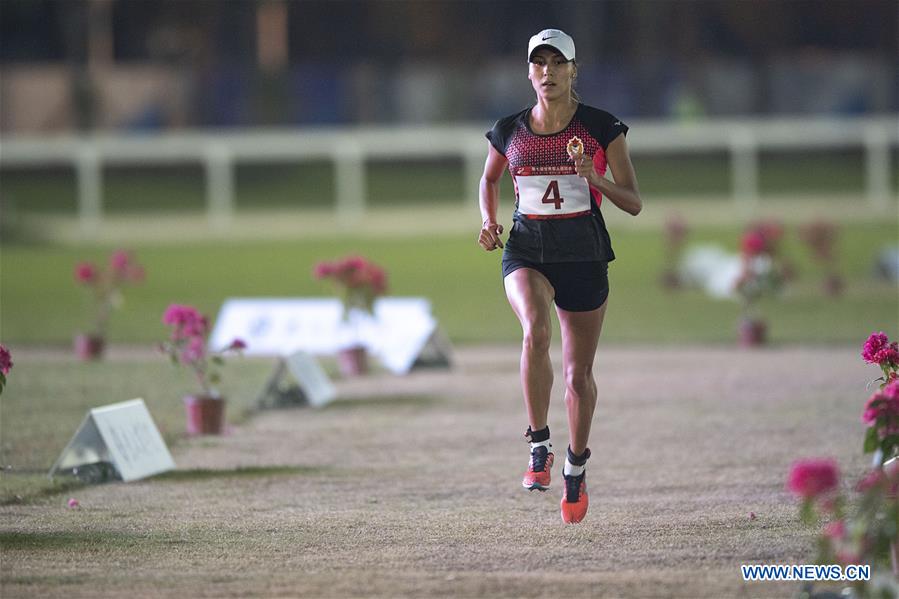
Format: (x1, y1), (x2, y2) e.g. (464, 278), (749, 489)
(855, 465), (899, 499)
(163, 304), (208, 340)
(185, 315), (208, 339)
(856, 469), (885, 493)
(860, 388), (899, 437)
(0, 344), (12, 375)
(874, 344), (899, 369)
(741, 230), (767, 257)
(74, 251), (144, 338)
(823, 519), (845, 541)
(75, 262), (98, 284)
(370, 268), (387, 295)
(108, 250), (145, 283)
(862, 332), (892, 364)
(315, 256), (388, 299)
(313, 262), (336, 279)
(787, 458), (840, 500)
(180, 335), (206, 365)
(110, 249), (131, 273)
(884, 379), (899, 400)
(343, 256), (367, 271)
(159, 305), (240, 395)
(67, 498), (79, 508)
(162, 304), (188, 326)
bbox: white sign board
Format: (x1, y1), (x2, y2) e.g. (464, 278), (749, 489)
(49, 399), (175, 482)
(679, 245), (742, 299)
(286, 351), (336, 407)
(209, 297), (452, 375)
(257, 352), (336, 409)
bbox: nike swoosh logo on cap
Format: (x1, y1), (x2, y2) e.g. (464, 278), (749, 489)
(541, 35), (556, 41)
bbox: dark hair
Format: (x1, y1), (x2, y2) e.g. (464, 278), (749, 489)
(570, 59), (580, 103)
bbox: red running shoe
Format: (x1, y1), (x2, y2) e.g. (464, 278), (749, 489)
(522, 445), (554, 491)
(560, 448), (591, 524)
(560, 470), (588, 523)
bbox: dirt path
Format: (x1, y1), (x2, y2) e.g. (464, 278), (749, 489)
(0, 345), (873, 598)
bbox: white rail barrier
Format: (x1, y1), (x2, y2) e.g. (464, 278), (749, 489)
(1, 116), (896, 232)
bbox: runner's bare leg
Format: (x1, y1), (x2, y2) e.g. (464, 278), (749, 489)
(556, 301), (607, 454)
(504, 268), (555, 430)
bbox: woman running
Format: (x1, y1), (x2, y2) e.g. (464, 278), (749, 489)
(478, 28), (642, 524)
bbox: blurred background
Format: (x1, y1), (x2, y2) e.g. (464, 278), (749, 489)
(0, 0), (897, 347)
(1, 0), (897, 130)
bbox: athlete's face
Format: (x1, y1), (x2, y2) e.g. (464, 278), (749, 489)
(528, 48), (576, 101)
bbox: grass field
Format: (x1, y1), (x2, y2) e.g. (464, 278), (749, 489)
(1, 221), (896, 346)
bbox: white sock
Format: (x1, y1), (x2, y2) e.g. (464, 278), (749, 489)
(530, 440), (552, 452)
(564, 459), (585, 477)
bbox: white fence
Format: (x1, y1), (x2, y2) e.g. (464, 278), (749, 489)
(1, 116), (896, 231)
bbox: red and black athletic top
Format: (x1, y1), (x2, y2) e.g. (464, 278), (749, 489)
(486, 103), (628, 264)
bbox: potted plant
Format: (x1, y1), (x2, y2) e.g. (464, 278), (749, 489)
(862, 331), (899, 466)
(159, 304), (245, 435)
(733, 225), (784, 347)
(788, 457), (899, 597)
(786, 332), (899, 598)
(73, 249), (145, 360)
(313, 255), (388, 376)
(0, 344), (12, 396)
(800, 219), (843, 297)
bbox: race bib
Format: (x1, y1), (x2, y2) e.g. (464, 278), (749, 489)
(513, 166), (592, 218)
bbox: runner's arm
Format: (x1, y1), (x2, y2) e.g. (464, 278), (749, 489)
(584, 135), (642, 216)
(478, 143), (509, 251)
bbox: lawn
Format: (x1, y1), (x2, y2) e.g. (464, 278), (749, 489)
(1, 223), (896, 346)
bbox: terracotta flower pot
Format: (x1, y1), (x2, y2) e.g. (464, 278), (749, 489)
(337, 345), (368, 377)
(183, 395), (225, 435)
(74, 334), (105, 360)
(738, 318), (767, 348)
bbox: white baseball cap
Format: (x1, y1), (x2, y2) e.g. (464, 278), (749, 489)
(527, 29), (576, 62)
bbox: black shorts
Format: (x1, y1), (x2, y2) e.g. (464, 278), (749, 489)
(502, 258), (610, 312)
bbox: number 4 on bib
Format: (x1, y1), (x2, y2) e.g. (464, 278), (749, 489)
(541, 180), (564, 210)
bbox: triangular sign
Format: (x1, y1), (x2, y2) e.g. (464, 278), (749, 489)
(49, 399), (175, 483)
(257, 351), (336, 409)
(411, 327), (453, 370)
